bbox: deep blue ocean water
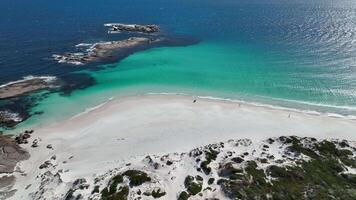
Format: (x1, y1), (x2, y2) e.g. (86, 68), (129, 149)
(1, 0), (355, 83)
(1, 0), (355, 81)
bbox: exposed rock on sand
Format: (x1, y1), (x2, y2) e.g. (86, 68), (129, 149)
(15, 133), (31, 144)
(104, 23), (159, 34)
(53, 37), (162, 65)
(0, 175), (16, 200)
(0, 135), (29, 173)
(0, 76), (57, 100)
(14, 131), (33, 144)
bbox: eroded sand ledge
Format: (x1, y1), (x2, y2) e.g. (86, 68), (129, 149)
(9, 94), (356, 199)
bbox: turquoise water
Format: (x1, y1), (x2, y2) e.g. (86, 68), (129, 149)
(17, 40), (356, 130)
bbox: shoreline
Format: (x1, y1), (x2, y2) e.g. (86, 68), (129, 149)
(6, 94), (356, 199)
(148, 92), (356, 120)
(12, 92), (356, 134)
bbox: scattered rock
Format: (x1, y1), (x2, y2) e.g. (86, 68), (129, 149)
(25, 184), (31, 190)
(231, 157), (244, 163)
(30, 171), (63, 199)
(166, 160), (173, 166)
(72, 178), (89, 190)
(14, 133), (31, 144)
(39, 160), (52, 169)
(24, 130), (34, 134)
(31, 139), (39, 148)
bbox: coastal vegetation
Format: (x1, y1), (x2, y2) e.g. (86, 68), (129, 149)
(59, 136), (355, 200)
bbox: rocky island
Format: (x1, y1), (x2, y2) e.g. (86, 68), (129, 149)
(104, 23), (159, 34)
(53, 37), (163, 65)
(52, 22), (197, 66)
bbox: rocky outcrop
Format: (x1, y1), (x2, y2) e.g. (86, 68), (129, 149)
(0, 76), (57, 128)
(0, 76), (57, 100)
(14, 131), (32, 144)
(104, 23), (159, 34)
(0, 135), (29, 173)
(0, 111), (22, 128)
(0, 175), (17, 200)
(29, 171), (65, 200)
(53, 37), (162, 65)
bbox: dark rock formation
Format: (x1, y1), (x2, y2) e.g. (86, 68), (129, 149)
(0, 135), (29, 173)
(53, 37), (163, 65)
(0, 76), (56, 100)
(0, 175), (16, 199)
(31, 139), (39, 148)
(15, 132), (31, 144)
(0, 111), (22, 128)
(105, 23), (159, 34)
(39, 160), (52, 169)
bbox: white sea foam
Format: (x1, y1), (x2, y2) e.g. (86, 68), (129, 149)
(107, 31), (121, 34)
(52, 54), (84, 65)
(70, 97), (114, 119)
(104, 23), (136, 27)
(147, 92), (356, 120)
(0, 75), (57, 89)
(269, 96), (356, 111)
(75, 43), (93, 48)
(67, 61), (84, 65)
(0, 110), (22, 122)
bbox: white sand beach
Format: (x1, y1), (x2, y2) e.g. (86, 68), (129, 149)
(9, 94), (356, 199)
